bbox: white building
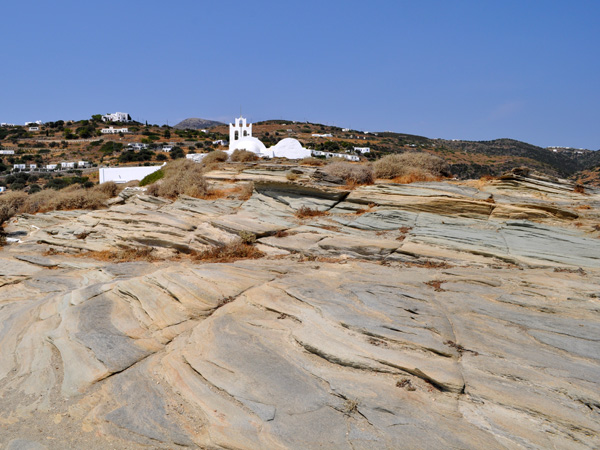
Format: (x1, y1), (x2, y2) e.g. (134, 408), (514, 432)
(127, 143), (148, 150)
(354, 147), (371, 154)
(101, 127), (129, 134)
(46, 164), (58, 170)
(102, 112), (132, 123)
(311, 150), (360, 162)
(0, 150), (15, 155)
(78, 161), (89, 168)
(229, 116), (252, 145)
(162, 145), (173, 152)
(13, 164), (26, 170)
(342, 128), (350, 132)
(29, 164), (37, 170)
(25, 121), (42, 126)
(61, 162), (76, 169)
(213, 140), (228, 146)
(28, 127), (39, 132)
(99, 164), (164, 184)
(312, 133), (333, 138)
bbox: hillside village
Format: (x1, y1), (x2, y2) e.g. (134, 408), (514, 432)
(1, 112), (600, 194)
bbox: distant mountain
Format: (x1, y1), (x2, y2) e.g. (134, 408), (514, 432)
(173, 118), (224, 130)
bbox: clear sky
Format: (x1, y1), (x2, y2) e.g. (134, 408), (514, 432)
(1, 0), (598, 149)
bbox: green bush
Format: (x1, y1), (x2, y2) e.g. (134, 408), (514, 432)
(140, 169), (164, 186)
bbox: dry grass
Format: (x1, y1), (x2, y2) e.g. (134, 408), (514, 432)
(295, 206), (329, 219)
(286, 172), (300, 181)
(479, 175), (499, 182)
(230, 149), (258, 162)
(198, 182), (254, 201)
(0, 191), (28, 226)
(342, 399), (359, 415)
(374, 152), (448, 181)
(202, 150), (228, 165)
(324, 161), (374, 185)
(57, 246), (159, 262)
(299, 157), (326, 166)
(425, 280), (447, 291)
(391, 173), (441, 184)
(146, 159), (209, 199)
(396, 378), (416, 391)
(1, 182), (119, 228)
(93, 181), (120, 197)
(191, 241), (264, 263)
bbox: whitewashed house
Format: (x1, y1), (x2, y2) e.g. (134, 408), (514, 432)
(312, 133), (333, 138)
(102, 112), (132, 123)
(0, 150), (15, 155)
(354, 147), (371, 154)
(61, 162), (76, 169)
(46, 164), (58, 170)
(162, 145), (173, 152)
(13, 164), (26, 170)
(311, 150), (360, 162)
(78, 161), (89, 168)
(29, 164), (37, 170)
(127, 143), (148, 150)
(101, 127), (129, 134)
(28, 127), (39, 132)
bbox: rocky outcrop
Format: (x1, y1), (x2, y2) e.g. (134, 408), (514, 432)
(1, 172), (599, 449)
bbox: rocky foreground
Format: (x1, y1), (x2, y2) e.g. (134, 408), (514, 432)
(1, 167), (599, 449)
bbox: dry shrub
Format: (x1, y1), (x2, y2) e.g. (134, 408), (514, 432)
(0, 191), (28, 225)
(93, 181), (119, 197)
(147, 159), (208, 199)
(238, 182), (254, 200)
(76, 246), (158, 262)
(230, 149), (258, 162)
(573, 184), (585, 194)
(299, 157), (326, 166)
(295, 206), (329, 218)
(324, 161), (374, 185)
(286, 172), (300, 181)
(374, 153), (448, 180)
(202, 150), (228, 165)
(191, 241), (264, 263)
(21, 188), (109, 213)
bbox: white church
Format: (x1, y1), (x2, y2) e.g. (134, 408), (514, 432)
(227, 116), (312, 160)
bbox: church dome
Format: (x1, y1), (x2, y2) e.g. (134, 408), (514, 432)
(228, 137), (267, 156)
(269, 138), (312, 159)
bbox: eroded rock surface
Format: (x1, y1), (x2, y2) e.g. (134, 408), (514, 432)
(1, 173), (599, 449)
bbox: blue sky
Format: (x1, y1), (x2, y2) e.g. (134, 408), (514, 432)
(1, 0), (598, 149)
